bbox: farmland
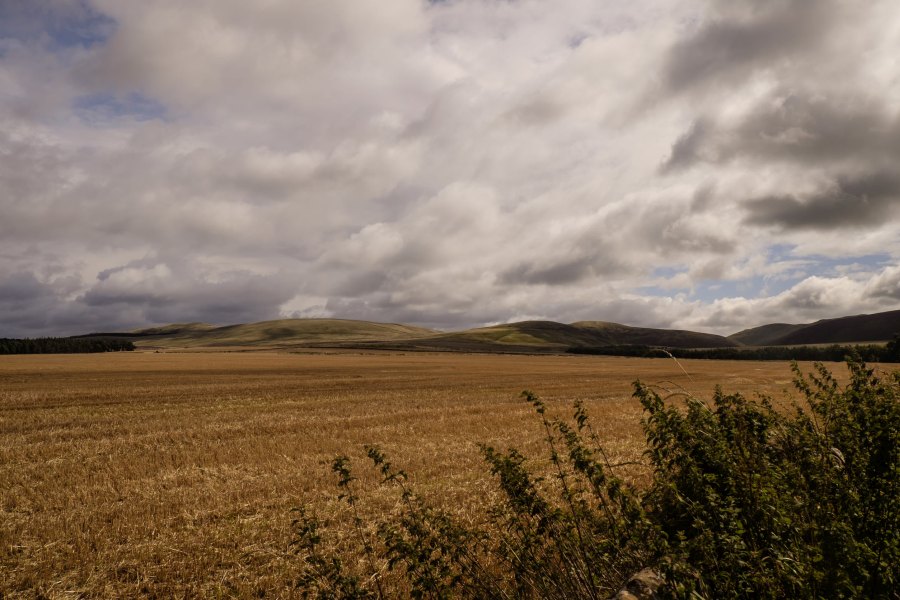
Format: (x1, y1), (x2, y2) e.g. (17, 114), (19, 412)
(0, 351), (846, 597)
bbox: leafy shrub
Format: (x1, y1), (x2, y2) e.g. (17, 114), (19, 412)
(293, 356), (900, 599)
(640, 358), (899, 598)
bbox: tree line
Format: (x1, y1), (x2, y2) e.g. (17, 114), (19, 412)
(568, 336), (900, 362)
(0, 337), (135, 355)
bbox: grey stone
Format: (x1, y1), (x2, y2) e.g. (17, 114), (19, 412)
(611, 568), (664, 600)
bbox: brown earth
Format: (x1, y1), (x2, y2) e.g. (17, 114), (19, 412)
(0, 350), (858, 597)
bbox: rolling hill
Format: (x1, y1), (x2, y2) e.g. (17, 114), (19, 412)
(727, 323), (806, 346)
(126, 319), (436, 348)
(728, 310), (900, 346)
(80, 308), (900, 353)
(130, 322), (217, 336)
(311, 320), (738, 353)
(91, 318), (737, 353)
(573, 321), (737, 348)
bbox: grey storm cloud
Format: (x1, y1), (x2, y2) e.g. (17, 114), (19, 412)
(500, 258), (605, 286)
(0, 271), (98, 337)
(744, 171), (900, 231)
(0, 258), (296, 337)
(1, 0), (899, 337)
(662, 119), (712, 173)
(663, 93), (900, 172)
(662, 0), (840, 95)
(80, 259), (297, 324)
(0, 272), (55, 305)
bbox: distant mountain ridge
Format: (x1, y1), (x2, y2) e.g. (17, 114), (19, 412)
(81, 309), (900, 352)
(97, 317), (738, 352)
(728, 310), (900, 346)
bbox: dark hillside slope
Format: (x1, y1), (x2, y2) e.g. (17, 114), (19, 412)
(336, 320), (738, 353)
(574, 321), (737, 348)
(728, 309), (900, 346)
(132, 322), (217, 335)
(334, 321), (602, 353)
(728, 323), (806, 346)
(774, 310), (900, 345)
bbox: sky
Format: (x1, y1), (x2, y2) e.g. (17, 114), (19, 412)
(1, 0), (899, 337)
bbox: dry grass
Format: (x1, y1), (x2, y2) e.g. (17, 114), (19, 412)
(0, 350), (830, 597)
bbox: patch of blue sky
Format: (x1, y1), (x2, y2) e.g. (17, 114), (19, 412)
(0, 1), (115, 50)
(637, 247), (892, 302)
(650, 266), (689, 279)
(634, 285), (687, 298)
(764, 243), (796, 263)
(692, 277), (770, 302)
(763, 244), (889, 274)
(49, 10), (115, 49)
(635, 279), (775, 302)
(698, 253), (890, 302)
(798, 253), (891, 276)
(73, 92), (167, 123)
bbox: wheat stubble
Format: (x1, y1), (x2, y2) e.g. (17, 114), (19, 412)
(1, 351), (815, 597)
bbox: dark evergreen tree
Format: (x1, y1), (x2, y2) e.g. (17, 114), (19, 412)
(0, 337), (135, 354)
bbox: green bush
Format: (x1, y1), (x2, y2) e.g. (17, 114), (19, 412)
(293, 356), (900, 599)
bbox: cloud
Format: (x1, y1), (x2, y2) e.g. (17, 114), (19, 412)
(0, 270), (98, 338)
(679, 265), (900, 333)
(0, 0), (898, 336)
(81, 258), (296, 326)
(664, 0), (834, 92)
(0, 257), (296, 337)
(867, 266), (900, 301)
(663, 92), (900, 172)
(662, 0), (841, 95)
(744, 171), (900, 231)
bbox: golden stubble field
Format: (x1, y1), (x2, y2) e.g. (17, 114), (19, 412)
(0, 350), (846, 597)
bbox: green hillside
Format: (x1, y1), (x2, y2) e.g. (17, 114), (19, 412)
(83, 309), (900, 353)
(131, 319), (436, 348)
(327, 320), (737, 353)
(115, 318), (740, 352)
(416, 321), (610, 351)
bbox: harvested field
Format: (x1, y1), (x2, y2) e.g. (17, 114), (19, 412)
(0, 351), (848, 597)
